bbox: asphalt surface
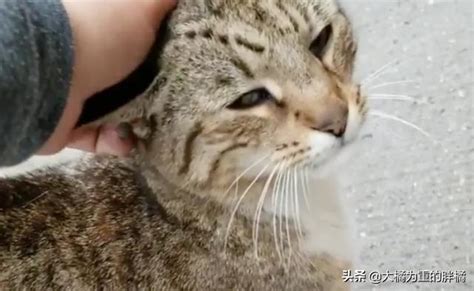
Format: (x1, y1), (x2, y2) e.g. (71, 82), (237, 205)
(1, 1), (472, 290)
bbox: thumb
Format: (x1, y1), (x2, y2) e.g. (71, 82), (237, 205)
(67, 125), (136, 156)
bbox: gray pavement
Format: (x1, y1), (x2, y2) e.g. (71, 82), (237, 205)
(339, 0), (473, 290)
(1, 1), (472, 290)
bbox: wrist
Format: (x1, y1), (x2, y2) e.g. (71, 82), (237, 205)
(62, 0), (173, 102)
(62, 0), (101, 101)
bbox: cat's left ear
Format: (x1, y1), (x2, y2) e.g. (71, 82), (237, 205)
(324, 13), (357, 81)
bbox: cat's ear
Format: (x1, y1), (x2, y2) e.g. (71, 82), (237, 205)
(324, 13), (357, 81)
(84, 93), (154, 141)
(98, 94), (150, 124)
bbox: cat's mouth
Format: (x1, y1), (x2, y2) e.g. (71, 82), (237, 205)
(268, 137), (343, 171)
(278, 130), (362, 175)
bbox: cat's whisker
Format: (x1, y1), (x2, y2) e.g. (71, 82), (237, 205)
(271, 164), (286, 263)
(284, 169), (293, 270)
(294, 250), (317, 278)
(271, 161), (284, 207)
(22, 190), (49, 208)
(360, 59), (399, 86)
(289, 171), (303, 272)
(369, 110), (436, 142)
(367, 80), (418, 91)
(368, 94), (422, 103)
(234, 177), (239, 209)
(292, 167), (305, 245)
(278, 171), (288, 267)
(293, 167), (303, 237)
(224, 162), (271, 253)
(291, 168), (316, 275)
(223, 154), (271, 198)
(253, 163), (281, 260)
(301, 167), (311, 211)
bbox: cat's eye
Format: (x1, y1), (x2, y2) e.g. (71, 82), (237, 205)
(310, 24), (333, 59)
(227, 88), (274, 110)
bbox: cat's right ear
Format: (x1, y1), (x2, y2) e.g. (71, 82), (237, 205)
(98, 94), (150, 123)
(97, 97), (155, 144)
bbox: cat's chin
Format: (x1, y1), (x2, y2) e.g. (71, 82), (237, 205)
(308, 138), (362, 178)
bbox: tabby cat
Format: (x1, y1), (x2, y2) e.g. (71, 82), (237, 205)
(0, 0), (367, 290)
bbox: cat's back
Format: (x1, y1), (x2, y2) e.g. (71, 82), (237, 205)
(0, 157), (333, 290)
(0, 157), (172, 289)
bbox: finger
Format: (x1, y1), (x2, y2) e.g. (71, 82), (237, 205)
(68, 125), (135, 156)
(96, 125), (136, 156)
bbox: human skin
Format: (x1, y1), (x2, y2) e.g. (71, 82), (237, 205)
(39, 0), (176, 156)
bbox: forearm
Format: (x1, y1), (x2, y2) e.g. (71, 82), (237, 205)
(0, 0), (73, 166)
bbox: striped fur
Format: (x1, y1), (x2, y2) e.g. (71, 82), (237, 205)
(0, 0), (367, 290)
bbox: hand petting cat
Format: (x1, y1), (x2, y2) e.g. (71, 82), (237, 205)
(0, 0), (175, 167)
(40, 0), (176, 156)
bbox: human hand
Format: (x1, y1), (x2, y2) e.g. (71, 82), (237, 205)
(38, 0), (176, 156)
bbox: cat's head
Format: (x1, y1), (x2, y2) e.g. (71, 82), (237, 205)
(133, 0), (367, 197)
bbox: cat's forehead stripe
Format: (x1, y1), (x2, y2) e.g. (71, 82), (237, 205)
(275, 0), (301, 33)
(234, 36), (266, 54)
(230, 57), (255, 79)
(176, 0), (341, 40)
(179, 122), (204, 175)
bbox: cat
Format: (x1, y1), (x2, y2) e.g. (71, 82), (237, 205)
(0, 0), (367, 290)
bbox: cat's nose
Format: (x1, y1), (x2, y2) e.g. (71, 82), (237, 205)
(309, 99), (348, 137)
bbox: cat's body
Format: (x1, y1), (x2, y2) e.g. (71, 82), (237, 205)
(0, 0), (367, 289)
(0, 157), (350, 290)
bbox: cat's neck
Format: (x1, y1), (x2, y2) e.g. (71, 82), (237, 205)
(139, 159), (355, 265)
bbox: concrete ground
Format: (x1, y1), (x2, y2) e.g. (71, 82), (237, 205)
(1, 0), (472, 290)
(339, 0), (473, 290)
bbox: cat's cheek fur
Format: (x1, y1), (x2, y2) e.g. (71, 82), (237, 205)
(344, 101), (365, 143)
(308, 131), (340, 163)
